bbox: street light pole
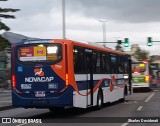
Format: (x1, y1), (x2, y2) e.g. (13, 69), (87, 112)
(62, 0), (66, 39)
(99, 20), (108, 47)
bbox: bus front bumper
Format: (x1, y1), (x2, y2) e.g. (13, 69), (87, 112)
(132, 83), (150, 88)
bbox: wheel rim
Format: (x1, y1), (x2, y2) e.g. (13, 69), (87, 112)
(98, 95), (102, 107)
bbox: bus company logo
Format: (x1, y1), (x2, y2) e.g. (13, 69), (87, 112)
(24, 68), (54, 82)
(34, 68), (44, 76)
(37, 50), (43, 54)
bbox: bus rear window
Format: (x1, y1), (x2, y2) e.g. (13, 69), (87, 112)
(18, 44), (62, 62)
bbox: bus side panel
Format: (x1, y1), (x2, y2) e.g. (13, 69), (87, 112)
(94, 74), (121, 103)
(73, 74), (88, 108)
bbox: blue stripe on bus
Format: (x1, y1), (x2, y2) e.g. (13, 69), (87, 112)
(76, 78), (125, 91)
(76, 79), (110, 91)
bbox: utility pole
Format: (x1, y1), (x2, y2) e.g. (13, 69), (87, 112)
(98, 20), (108, 47)
(62, 0), (66, 39)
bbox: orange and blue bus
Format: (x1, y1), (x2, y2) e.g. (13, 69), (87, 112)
(11, 39), (132, 111)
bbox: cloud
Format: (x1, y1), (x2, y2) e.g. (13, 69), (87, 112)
(67, 0), (160, 23)
(1, 0), (59, 17)
(1, 0), (160, 55)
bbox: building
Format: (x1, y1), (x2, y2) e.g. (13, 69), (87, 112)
(150, 55), (160, 63)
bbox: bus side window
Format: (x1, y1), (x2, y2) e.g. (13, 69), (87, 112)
(73, 47), (85, 74)
(92, 51), (97, 73)
(106, 53), (111, 73)
(96, 52), (101, 73)
(118, 56), (124, 74)
(110, 55), (117, 74)
(101, 53), (106, 73)
(124, 61), (129, 74)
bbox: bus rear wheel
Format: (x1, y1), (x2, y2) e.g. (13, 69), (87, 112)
(120, 87), (126, 102)
(96, 90), (103, 110)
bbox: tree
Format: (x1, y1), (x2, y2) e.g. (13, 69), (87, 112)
(133, 48), (149, 61)
(0, 0), (20, 51)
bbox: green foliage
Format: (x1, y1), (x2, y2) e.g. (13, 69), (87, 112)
(133, 48), (149, 61)
(0, 0), (19, 51)
(0, 35), (10, 51)
(0, 21), (10, 31)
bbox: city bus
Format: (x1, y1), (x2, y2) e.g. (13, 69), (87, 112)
(132, 61), (150, 90)
(11, 39), (132, 111)
(149, 63), (160, 86)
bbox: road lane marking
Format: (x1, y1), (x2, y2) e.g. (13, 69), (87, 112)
(121, 122), (129, 126)
(153, 90), (159, 92)
(133, 101), (138, 103)
(137, 106), (143, 111)
(145, 93), (155, 102)
(16, 123), (27, 126)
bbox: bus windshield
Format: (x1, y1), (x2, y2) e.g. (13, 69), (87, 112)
(17, 44), (62, 63)
(132, 63), (146, 73)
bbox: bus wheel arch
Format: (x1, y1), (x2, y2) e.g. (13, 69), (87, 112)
(120, 85), (127, 102)
(125, 85), (128, 95)
(96, 88), (103, 110)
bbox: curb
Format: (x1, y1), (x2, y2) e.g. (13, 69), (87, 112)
(0, 105), (13, 112)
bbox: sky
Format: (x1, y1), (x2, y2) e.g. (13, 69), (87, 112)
(1, 0), (160, 55)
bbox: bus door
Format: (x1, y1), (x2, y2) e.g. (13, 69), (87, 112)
(85, 49), (93, 106)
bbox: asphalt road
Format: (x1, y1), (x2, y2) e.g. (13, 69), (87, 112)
(0, 88), (160, 126)
(0, 88), (11, 109)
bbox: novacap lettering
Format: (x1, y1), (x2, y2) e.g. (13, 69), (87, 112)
(25, 77), (54, 82)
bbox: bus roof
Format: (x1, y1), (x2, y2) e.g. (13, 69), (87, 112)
(62, 39), (129, 56)
(14, 39), (130, 56)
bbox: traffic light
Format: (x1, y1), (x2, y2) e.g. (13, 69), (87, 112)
(117, 40), (122, 44)
(147, 37), (152, 46)
(124, 38), (129, 47)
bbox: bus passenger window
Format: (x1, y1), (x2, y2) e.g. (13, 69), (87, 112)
(73, 47), (85, 74)
(110, 55), (117, 74)
(92, 52), (97, 73)
(105, 54), (111, 73)
(101, 53), (106, 73)
(96, 52), (101, 73)
(118, 56), (124, 74)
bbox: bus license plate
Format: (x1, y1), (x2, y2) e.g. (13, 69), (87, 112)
(35, 91), (45, 97)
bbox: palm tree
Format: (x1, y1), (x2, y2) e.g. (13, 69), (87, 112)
(0, 0), (20, 51)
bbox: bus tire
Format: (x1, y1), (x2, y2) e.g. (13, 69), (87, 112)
(96, 90), (103, 110)
(49, 107), (64, 113)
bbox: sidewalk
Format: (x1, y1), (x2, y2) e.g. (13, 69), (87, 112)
(0, 88), (13, 111)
